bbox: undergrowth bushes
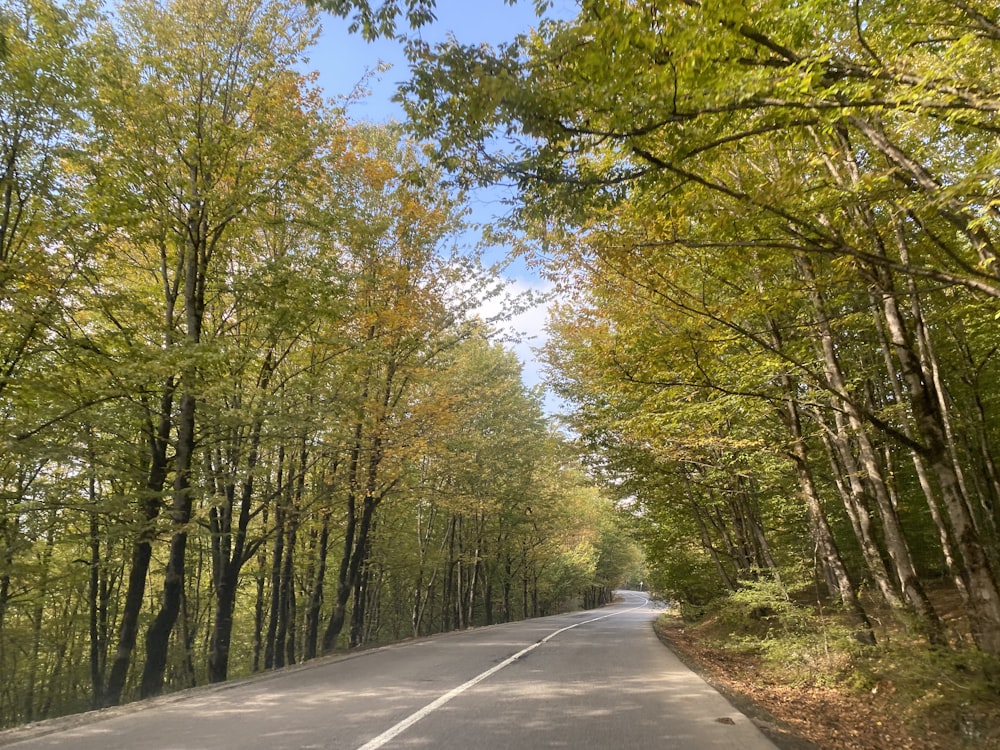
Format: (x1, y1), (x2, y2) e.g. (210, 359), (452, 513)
(664, 580), (1000, 747)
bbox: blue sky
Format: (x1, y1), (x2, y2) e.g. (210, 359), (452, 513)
(307, 0), (574, 121)
(304, 0), (578, 410)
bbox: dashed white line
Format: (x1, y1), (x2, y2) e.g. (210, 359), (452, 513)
(353, 601), (650, 750)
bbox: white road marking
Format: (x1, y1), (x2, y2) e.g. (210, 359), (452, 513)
(353, 600), (650, 750)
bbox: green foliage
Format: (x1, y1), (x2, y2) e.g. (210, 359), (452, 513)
(688, 580), (868, 687)
(853, 643), (1000, 745)
(311, 0), (437, 40)
(401, 0), (1000, 661)
(668, 598), (1000, 746)
(0, 0), (619, 728)
(724, 574), (812, 636)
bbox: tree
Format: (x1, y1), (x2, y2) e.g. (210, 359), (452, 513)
(90, 0), (328, 698)
(400, 0), (1000, 654)
(0, 0), (99, 719)
(319, 124), (471, 652)
(0, 0), (626, 727)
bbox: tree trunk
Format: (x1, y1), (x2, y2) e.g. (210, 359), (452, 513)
(140, 193), (208, 698)
(411, 502), (439, 637)
(279, 520), (297, 667)
(797, 253), (945, 643)
(686, 492), (735, 592)
(827, 121), (1000, 651)
(104, 386), (172, 707)
(873, 255), (1000, 653)
(483, 576), (494, 626)
(812, 407), (902, 609)
(304, 510), (330, 661)
(772, 339), (875, 645)
(322, 493), (378, 651)
(140, 392), (196, 699)
(87, 468), (107, 709)
(322, 408), (368, 654)
(442, 515), (456, 631)
(264, 456), (286, 670)
(867, 285), (969, 603)
(502, 553), (513, 623)
(252, 508), (268, 673)
(206, 419), (268, 680)
(349, 548), (371, 648)
(276, 449), (303, 669)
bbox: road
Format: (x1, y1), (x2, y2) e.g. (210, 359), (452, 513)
(0, 592), (779, 749)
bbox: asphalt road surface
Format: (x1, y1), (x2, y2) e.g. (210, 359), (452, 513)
(0, 591), (779, 749)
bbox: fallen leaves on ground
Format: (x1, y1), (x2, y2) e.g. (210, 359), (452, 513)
(654, 616), (994, 750)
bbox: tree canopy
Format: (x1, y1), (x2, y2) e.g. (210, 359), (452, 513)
(398, 0), (1000, 655)
(0, 0), (638, 727)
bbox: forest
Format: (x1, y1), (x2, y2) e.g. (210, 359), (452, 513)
(396, 0), (1000, 663)
(5, 0), (1000, 740)
(0, 0), (641, 727)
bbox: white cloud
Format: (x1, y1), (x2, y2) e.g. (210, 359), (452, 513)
(473, 274), (571, 418)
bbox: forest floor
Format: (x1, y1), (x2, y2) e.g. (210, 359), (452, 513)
(652, 590), (1000, 750)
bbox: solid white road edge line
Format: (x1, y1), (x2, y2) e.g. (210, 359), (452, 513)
(352, 599), (651, 750)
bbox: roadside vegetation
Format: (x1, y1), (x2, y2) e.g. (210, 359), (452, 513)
(655, 583), (1000, 749)
(5, 0), (1000, 741)
(0, 0), (642, 728)
(387, 0), (1000, 746)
